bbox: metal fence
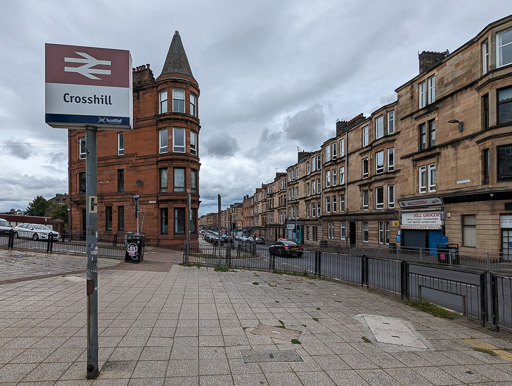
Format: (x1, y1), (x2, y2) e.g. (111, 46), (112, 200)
(184, 242), (512, 331)
(0, 231), (125, 259)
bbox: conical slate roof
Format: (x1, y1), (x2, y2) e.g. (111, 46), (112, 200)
(160, 31), (194, 79)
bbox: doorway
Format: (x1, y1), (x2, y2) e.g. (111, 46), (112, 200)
(349, 222), (356, 246)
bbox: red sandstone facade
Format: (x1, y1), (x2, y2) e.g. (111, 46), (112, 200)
(68, 32), (200, 248)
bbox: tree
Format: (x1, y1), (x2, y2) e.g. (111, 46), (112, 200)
(47, 203), (68, 224)
(26, 196), (50, 216)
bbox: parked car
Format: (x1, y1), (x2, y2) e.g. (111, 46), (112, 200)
(269, 239), (304, 257)
(13, 223), (60, 241)
(0, 219), (13, 235)
(255, 237), (265, 244)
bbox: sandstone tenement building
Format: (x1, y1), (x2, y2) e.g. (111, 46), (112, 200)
(240, 15), (512, 258)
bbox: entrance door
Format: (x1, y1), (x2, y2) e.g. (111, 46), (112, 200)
(349, 222), (356, 246)
(428, 230), (444, 256)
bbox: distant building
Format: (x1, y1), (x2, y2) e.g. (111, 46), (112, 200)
(68, 31), (201, 249)
(48, 193), (68, 205)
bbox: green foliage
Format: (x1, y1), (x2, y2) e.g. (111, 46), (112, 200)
(291, 339), (301, 344)
(26, 196), (50, 216)
(214, 266), (229, 272)
(312, 317), (319, 322)
(252, 282), (259, 285)
(406, 299), (457, 320)
(361, 336), (371, 343)
(472, 347), (497, 356)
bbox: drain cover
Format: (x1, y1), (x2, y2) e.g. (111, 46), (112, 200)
(362, 315), (428, 349)
(241, 350), (303, 363)
(250, 323), (300, 341)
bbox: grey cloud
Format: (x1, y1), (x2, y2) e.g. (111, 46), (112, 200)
(283, 104), (326, 147)
(48, 152), (67, 164)
(203, 133), (240, 158)
(3, 139), (33, 159)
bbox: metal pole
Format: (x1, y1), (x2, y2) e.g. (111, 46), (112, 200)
(85, 126), (99, 379)
(217, 194), (221, 265)
(186, 193), (191, 264)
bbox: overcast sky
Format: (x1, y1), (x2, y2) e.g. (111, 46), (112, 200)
(1, 1), (511, 216)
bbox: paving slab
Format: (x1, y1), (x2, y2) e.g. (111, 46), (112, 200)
(0, 251), (512, 384)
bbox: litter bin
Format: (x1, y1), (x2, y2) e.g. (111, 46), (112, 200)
(125, 234), (145, 263)
(437, 243), (459, 265)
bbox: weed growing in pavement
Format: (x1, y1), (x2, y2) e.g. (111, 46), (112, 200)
(180, 263), (202, 269)
(275, 320), (286, 329)
(405, 299), (457, 320)
(361, 336), (371, 343)
(268, 283), (277, 287)
(252, 282), (259, 285)
(275, 300), (280, 303)
(291, 339), (301, 344)
(214, 266), (230, 272)
(316, 307), (321, 310)
(472, 347), (498, 356)
(301, 324), (307, 327)
(312, 317), (319, 322)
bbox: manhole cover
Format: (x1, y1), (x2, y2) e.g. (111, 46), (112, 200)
(240, 350), (303, 363)
(358, 314), (429, 350)
(250, 323), (300, 340)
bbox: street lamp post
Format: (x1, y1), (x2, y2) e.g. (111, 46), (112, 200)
(133, 194), (140, 234)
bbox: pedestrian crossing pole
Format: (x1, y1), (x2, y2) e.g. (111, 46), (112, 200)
(85, 126), (99, 379)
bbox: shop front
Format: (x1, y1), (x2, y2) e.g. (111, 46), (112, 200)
(399, 198), (444, 255)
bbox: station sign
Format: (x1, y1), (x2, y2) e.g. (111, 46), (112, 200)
(45, 43), (132, 130)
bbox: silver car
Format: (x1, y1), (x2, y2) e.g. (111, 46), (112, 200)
(14, 223), (60, 241)
(0, 218), (13, 235)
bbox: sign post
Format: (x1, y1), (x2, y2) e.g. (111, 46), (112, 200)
(45, 43), (132, 379)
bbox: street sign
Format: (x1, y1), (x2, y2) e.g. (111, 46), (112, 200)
(45, 43), (132, 130)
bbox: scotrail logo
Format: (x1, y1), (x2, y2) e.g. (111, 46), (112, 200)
(64, 52), (112, 80)
(97, 117), (122, 124)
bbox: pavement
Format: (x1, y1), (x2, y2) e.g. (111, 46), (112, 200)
(2, 248), (512, 385)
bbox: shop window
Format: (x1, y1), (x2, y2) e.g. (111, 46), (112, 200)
(362, 222), (369, 243)
(498, 145), (512, 181)
(498, 87), (512, 125)
(462, 215), (476, 248)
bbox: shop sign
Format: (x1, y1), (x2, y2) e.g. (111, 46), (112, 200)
(399, 197), (443, 208)
(501, 215), (512, 228)
(401, 211), (443, 230)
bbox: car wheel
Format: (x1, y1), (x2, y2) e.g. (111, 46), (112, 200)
(32, 234), (38, 241)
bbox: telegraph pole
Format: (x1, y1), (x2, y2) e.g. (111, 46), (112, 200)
(85, 126), (99, 379)
(186, 193), (191, 263)
(217, 194), (221, 265)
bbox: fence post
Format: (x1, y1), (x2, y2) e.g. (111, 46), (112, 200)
(490, 272), (500, 331)
(47, 233), (53, 253)
(226, 245), (232, 268)
(8, 229), (14, 249)
(361, 255), (368, 287)
(400, 260), (409, 300)
(269, 253), (275, 272)
(317, 251), (322, 277)
(480, 272), (487, 328)
(487, 252), (491, 272)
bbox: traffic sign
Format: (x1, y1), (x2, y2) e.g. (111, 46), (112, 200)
(45, 43), (132, 130)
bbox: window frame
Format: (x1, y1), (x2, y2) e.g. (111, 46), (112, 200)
(419, 81), (426, 108)
(118, 132), (124, 156)
(191, 169), (197, 194)
(362, 222), (368, 243)
(427, 75), (436, 104)
(375, 115), (384, 139)
(462, 214), (476, 248)
(118, 206), (124, 231)
(497, 28), (512, 68)
(174, 208), (185, 234)
(190, 93), (197, 116)
(79, 137), (86, 159)
(428, 163), (437, 192)
(376, 150), (384, 174)
(172, 88), (185, 113)
(419, 166), (427, 193)
(159, 128), (168, 154)
(174, 167), (185, 192)
(105, 206), (112, 231)
(190, 131), (197, 155)
(362, 190), (369, 210)
(159, 89), (168, 114)
(497, 86), (512, 125)
(161, 208), (168, 234)
(498, 144), (512, 181)
(326, 171), (331, 188)
(339, 193), (345, 212)
(340, 222), (346, 240)
(173, 127), (185, 153)
(339, 166), (345, 184)
(325, 196), (330, 213)
(362, 125), (369, 147)
(388, 184), (395, 208)
(482, 39), (489, 75)
(325, 144), (331, 162)
(482, 148), (490, 185)
(362, 158), (369, 179)
(388, 148), (394, 171)
(375, 186), (384, 209)
(333, 168), (337, 186)
(387, 111), (395, 134)
(159, 168), (168, 192)
(117, 169), (124, 193)
(339, 138), (345, 157)
(332, 142), (337, 159)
